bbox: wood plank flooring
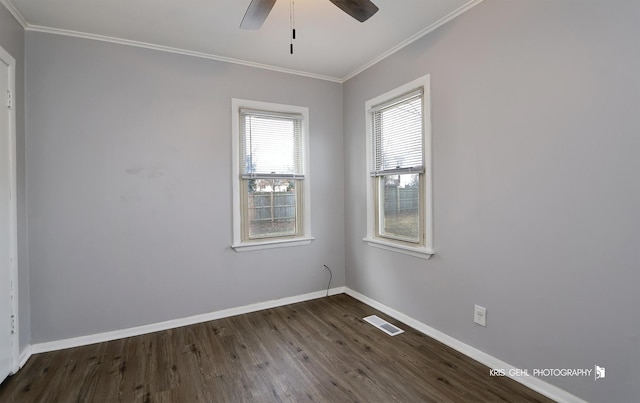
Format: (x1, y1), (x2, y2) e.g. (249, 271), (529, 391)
(0, 294), (553, 402)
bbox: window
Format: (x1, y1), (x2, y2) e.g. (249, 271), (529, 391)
(364, 75), (434, 258)
(232, 99), (313, 251)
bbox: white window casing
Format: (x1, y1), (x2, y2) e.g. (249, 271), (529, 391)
(364, 75), (434, 259)
(232, 99), (313, 252)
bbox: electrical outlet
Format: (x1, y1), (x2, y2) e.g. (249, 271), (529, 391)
(474, 305), (486, 327)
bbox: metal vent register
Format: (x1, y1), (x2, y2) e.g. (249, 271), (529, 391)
(363, 315), (404, 336)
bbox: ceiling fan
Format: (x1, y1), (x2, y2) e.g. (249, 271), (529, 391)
(240, 0), (379, 30)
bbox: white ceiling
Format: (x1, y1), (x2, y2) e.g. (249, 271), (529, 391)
(5, 0), (480, 81)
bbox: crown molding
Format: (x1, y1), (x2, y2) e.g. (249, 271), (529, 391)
(26, 25), (343, 83)
(0, 0), (27, 28)
(342, 0), (484, 82)
(2, 0), (483, 83)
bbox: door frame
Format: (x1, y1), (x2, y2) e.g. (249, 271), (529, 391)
(0, 45), (19, 374)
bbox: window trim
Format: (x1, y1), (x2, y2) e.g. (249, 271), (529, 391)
(363, 75), (434, 259)
(231, 98), (313, 252)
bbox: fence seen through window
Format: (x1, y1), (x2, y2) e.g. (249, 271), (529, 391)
(381, 173), (420, 241)
(247, 178), (297, 239)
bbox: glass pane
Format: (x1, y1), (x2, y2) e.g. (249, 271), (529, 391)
(247, 179), (297, 239)
(241, 113), (303, 175)
(373, 94), (422, 172)
(380, 174), (420, 242)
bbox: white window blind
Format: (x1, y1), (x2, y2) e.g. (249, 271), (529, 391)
(371, 89), (424, 176)
(240, 109), (304, 179)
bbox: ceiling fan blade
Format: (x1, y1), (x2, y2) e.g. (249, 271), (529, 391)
(240, 0), (277, 30)
(329, 0), (379, 23)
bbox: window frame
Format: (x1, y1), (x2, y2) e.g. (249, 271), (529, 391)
(231, 98), (313, 252)
(363, 75), (434, 259)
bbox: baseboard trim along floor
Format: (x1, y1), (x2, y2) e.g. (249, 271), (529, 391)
(344, 289), (587, 403)
(18, 286), (584, 402)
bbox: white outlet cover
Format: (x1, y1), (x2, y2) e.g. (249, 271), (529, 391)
(474, 305), (486, 327)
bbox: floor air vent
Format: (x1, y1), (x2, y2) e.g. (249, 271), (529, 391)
(363, 315), (404, 336)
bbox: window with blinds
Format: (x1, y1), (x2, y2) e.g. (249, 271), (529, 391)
(370, 89), (424, 244)
(371, 89), (424, 176)
(364, 75), (433, 257)
(232, 100), (311, 248)
(240, 110), (304, 179)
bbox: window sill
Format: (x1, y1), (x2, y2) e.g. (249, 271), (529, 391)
(363, 237), (434, 259)
(232, 237), (315, 252)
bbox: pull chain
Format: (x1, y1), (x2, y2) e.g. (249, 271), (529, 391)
(290, 0), (296, 54)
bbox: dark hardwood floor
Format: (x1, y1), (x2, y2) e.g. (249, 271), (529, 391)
(0, 294), (553, 402)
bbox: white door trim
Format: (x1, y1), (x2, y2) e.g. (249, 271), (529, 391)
(0, 45), (19, 374)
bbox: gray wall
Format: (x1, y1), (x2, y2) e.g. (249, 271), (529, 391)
(16, 0), (640, 401)
(343, 1), (639, 402)
(25, 32), (345, 343)
(0, 3), (29, 354)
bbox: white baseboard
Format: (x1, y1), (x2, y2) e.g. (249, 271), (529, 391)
(344, 288), (587, 403)
(18, 345), (31, 369)
(18, 285), (584, 403)
(25, 286), (346, 360)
